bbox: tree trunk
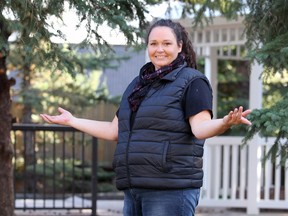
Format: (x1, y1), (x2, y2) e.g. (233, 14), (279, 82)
(0, 52), (14, 216)
(22, 65), (35, 166)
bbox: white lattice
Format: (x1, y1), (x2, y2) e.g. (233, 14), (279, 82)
(179, 16), (247, 59)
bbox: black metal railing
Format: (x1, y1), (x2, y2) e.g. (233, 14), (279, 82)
(11, 123), (98, 216)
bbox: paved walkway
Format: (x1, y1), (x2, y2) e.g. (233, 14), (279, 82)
(15, 200), (288, 216)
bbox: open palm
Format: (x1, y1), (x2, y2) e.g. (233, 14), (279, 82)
(40, 107), (74, 126)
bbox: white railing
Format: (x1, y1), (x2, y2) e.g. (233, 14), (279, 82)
(199, 136), (288, 214)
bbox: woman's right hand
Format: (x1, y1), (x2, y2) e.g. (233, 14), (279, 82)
(40, 107), (74, 126)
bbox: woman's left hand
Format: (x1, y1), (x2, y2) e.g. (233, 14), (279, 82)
(223, 106), (252, 127)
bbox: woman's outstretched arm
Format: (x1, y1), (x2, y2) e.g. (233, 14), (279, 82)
(189, 106), (252, 140)
(40, 107), (118, 141)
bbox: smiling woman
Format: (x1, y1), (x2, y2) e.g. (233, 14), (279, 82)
(41, 19), (251, 216)
(147, 26), (182, 70)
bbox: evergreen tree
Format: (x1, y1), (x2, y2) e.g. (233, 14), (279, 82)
(242, 1), (288, 165)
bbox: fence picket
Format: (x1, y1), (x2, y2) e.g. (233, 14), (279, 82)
(222, 145), (230, 200)
(231, 145), (238, 200)
(214, 145), (221, 199)
(274, 155), (281, 200)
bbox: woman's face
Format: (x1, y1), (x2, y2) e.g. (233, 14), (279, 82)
(148, 26), (182, 70)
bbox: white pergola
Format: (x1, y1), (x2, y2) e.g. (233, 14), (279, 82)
(179, 17), (264, 214)
(179, 16), (263, 116)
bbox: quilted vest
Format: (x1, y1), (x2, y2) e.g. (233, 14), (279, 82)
(113, 64), (211, 190)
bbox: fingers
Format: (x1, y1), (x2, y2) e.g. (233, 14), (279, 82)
(229, 107), (242, 121)
(58, 107), (66, 113)
(242, 118), (252, 125)
(228, 106), (252, 126)
(232, 106), (250, 119)
(40, 107), (72, 126)
(242, 109), (252, 117)
(40, 113), (62, 124)
(233, 107), (241, 119)
(40, 114), (53, 124)
(227, 110), (234, 121)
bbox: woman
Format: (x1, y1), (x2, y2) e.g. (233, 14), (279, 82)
(41, 19), (251, 216)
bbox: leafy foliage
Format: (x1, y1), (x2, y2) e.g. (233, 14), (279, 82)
(245, 0), (288, 75)
(262, 71), (288, 108)
(243, 92), (288, 165)
(1, 0), (154, 73)
(231, 1), (288, 164)
(1, 0), (157, 123)
(217, 60), (250, 135)
(180, 0), (246, 25)
(14, 158), (116, 193)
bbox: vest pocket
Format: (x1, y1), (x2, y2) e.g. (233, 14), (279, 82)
(162, 141), (172, 172)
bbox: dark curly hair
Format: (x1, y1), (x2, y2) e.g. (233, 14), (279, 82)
(146, 19), (197, 69)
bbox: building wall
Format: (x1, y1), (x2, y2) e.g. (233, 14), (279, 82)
(100, 45), (146, 97)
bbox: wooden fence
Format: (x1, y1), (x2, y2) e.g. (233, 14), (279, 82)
(200, 136), (288, 214)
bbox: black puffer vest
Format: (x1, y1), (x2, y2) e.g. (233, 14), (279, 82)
(113, 64), (211, 190)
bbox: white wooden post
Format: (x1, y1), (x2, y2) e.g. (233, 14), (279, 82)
(204, 46), (218, 118)
(203, 46), (218, 200)
(247, 61), (263, 214)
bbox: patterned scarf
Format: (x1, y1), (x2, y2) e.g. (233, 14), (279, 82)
(128, 53), (185, 112)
